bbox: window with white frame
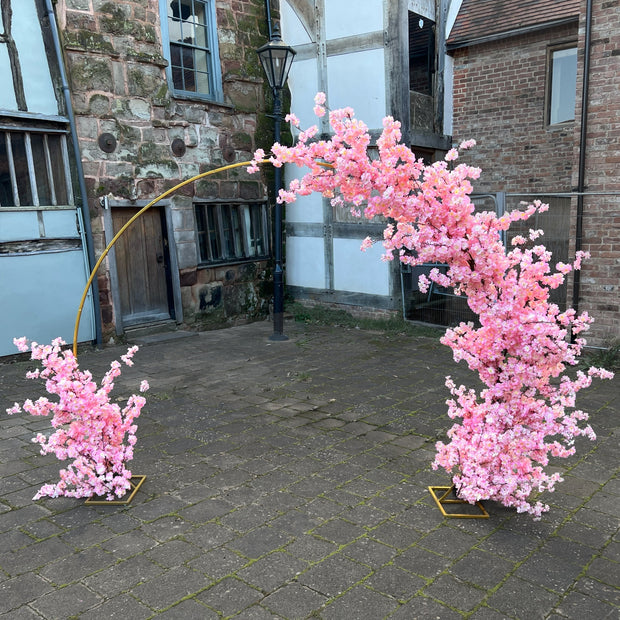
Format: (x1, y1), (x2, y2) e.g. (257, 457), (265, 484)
(160, 0), (222, 100)
(195, 202), (270, 264)
(548, 45), (577, 125)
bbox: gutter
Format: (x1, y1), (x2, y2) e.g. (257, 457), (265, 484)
(44, 0), (103, 347)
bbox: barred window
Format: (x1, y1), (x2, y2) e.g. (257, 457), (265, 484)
(161, 0), (222, 101)
(195, 202), (270, 264)
(0, 126), (73, 208)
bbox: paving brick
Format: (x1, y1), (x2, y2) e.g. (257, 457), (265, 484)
(196, 577), (262, 616)
(262, 583), (327, 618)
(321, 585), (399, 619)
(83, 554), (166, 598)
(366, 564), (426, 601)
(30, 583), (102, 618)
(449, 549), (515, 589)
(0, 574), (53, 615)
(487, 576), (561, 618)
(79, 593), (154, 620)
(237, 551), (307, 593)
(554, 590), (618, 618)
(388, 595), (463, 619)
(131, 566), (211, 611)
(297, 554), (371, 597)
(423, 574), (487, 612)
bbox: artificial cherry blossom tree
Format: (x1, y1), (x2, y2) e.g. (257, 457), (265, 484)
(250, 94), (613, 517)
(7, 338), (148, 501)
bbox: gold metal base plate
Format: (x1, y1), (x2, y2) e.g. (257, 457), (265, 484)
(428, 485), (489, 519)
(85, 475), (146, 506)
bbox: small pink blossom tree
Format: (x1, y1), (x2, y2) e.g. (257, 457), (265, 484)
(7, 337), (149, 501)
(250, 94), (614, 517)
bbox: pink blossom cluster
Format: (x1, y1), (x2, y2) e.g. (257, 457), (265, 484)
(7, 338), (149, 501)
(249, 95), (614, 517)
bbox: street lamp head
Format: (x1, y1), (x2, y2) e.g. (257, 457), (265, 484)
(256, 23), (296, 92)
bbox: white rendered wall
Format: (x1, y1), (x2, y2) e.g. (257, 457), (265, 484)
(286, 237), (326, 289)
(286, 57), (320, 131)
(281, 1), (392, 305)
(333, 239), (390, 295)
(324, 0), (384, 39)
(280, 1), (313, 45)
(284, 166), (323, 224)
(326, 49), (386, 128)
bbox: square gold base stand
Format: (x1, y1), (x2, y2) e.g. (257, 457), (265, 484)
(85, 475), (146, 506)
(428, 485), (489, 518)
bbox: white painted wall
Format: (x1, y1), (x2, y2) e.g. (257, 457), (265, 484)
(286, 237), (326, 289)
(324, 0), (384, 39)
(333, 239), (390, 295)
(286, 57), (320, 130)
(284, 166), (323, 224)
(280, 1), (313, 45)
(281, 1), (393, 305)
(326, 49), (386, 128)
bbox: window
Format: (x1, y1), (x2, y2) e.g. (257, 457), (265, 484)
(0, 126), (73, 207)
(195, 202), (270, 264)
(548, 45), (577, 125)
(160, 0), (222, 100)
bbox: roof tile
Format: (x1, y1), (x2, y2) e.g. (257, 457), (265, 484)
(448, 0), (580, 46)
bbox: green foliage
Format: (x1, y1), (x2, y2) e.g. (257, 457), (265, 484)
(582, 339), (620, 371)
(286, 302), (443, 339)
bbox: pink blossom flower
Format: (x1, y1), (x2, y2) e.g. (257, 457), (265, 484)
(245, 98), (614, 517)
(7, 339), (148, 501)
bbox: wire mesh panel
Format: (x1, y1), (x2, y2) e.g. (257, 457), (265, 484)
(401, 193), (572, 326)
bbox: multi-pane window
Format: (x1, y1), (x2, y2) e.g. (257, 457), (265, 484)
(195, 202), (270, 264)
(0, 127), (73, 207)
(161, 0), (222, 100)
(548, 45), (577, 125)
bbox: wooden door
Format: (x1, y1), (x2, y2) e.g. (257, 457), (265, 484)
(112, 207), (172, 326)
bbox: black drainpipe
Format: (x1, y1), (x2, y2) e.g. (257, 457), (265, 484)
(264, 0), (273, 39)
(571, 0), (593, 316)
(44, 0), (103, 347)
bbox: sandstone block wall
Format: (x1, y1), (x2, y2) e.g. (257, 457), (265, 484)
(57, 0), (273, 337)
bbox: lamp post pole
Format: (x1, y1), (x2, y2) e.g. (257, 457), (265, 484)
(256, 25), (296, 342)
(271, 87), (286, 340)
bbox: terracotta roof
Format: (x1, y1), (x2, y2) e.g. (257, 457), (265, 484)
(447, 0), (580, 48)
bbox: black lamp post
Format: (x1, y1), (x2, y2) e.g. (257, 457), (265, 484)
(257, 24), (296, 341)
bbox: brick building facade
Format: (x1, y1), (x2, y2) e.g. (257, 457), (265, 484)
(448, 0), (619, 346)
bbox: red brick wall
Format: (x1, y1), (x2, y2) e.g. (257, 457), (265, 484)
(451, 23), (578, 194)
(450, 9), (619, 346)
(570, 0), (620, 344)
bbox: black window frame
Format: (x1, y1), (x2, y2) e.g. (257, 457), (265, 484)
(195, 201), (271, 265)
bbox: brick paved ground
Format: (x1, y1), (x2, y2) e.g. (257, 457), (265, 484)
(0, 320), (618, 619)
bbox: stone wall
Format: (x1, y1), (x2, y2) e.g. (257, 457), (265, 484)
(57, 0), (273, 338)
